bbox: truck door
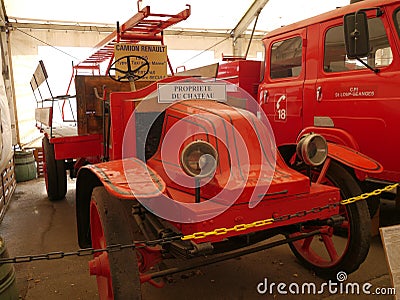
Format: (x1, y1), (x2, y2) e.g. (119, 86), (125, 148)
(311, 10), (400, 182)
(259, 28), (306, 145)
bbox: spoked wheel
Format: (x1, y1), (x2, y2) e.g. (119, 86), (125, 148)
(288, 162), (371, 279)
(42, 136), (66, 201)
(89, 187), (141, 300)
(305, 160), (379, 218)
(305, 161), (351, 232)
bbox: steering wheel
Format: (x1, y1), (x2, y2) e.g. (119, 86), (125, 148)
(108, 55), (150, 82)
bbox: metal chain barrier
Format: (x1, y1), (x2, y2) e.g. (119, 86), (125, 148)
(0, 183), (398, 264)
(0, 236), (182, 264)
(183, 183), (398, 241)
(340, 183), (399, 205)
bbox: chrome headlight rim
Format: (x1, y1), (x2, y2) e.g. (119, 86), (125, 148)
(296, 133), (328, 167)
(180, 140), (218, 178)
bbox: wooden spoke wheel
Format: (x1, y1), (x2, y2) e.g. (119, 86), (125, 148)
(289, 162), (371, 278)
(42, 136), (66, 201)
(89, 187), (141, 300)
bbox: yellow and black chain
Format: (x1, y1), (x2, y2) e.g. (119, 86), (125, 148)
(341, 183), (398, 205)
(182, 183), (399, 240)
(181, 203), (336, 241)
(0, 183), (398, 264)
(183, 183), (399, 241)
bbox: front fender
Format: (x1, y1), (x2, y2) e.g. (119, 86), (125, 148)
(327, 142), (382, 174)
(295, 128), (382, 180)
(83, 158), (166, 200)
(297, 127), (360, 150)
(278, 141), (383, 182)
(76, 158), (166, 248)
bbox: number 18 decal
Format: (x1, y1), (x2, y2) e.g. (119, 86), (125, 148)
(275, 95), (287, 122)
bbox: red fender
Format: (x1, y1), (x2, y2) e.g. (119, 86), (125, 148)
(295, 128), (383, 180)
(327, 142), (382, 174)
(75, 157), (165, 248)
(82, 157), (166, 200)
(297, 127), (360, 151)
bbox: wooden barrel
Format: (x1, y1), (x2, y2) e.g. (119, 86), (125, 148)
(0, 237), (18, 299)
(14, 150), (37, 182)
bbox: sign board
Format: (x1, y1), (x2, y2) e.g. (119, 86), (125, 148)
(114, 43), (167, 82)
(157, 83), (227, 103)
(380, 224), (400, 299)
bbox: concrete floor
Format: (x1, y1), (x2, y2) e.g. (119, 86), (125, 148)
(0, 177), (398, 300)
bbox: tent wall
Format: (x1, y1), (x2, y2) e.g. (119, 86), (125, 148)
(9, 28), (110, 146)
(0, 0), (17, 147)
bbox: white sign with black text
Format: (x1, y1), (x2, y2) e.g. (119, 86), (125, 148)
(157, 83), (227, 103)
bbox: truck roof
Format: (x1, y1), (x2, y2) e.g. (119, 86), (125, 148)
(263, 0), (399, 40)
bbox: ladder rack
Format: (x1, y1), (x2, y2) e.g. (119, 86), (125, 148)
(66, 3), (191, 93)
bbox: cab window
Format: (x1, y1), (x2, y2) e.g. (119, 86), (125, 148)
(324, 17), (392, 73)
(394, 8), (400, 38)
(270, 36), (302, 79)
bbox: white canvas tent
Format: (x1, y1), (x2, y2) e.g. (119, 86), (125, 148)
(5, 0), (349, 32)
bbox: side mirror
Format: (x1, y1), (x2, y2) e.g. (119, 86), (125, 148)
(343, 11), (369, 59)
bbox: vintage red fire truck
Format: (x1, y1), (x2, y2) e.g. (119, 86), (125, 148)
(76, 79), (380, 299)
(219, 0), (400, 215)
(30, 1), (394, 299)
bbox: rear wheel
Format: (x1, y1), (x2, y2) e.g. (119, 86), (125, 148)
(42, 136), (66, 201)
(289, 162), (371, 278)
(89, 187), (141, 300)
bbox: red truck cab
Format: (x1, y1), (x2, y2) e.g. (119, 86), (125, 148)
(219, 0), (400, 208)
(259, 0), (400, 183)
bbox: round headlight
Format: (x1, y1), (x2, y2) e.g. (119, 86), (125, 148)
(296, 134), (328, 166)
(181, 141), (218, 178)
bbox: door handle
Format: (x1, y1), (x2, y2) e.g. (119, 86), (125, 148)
(316, 86), (322, 102)
(262, 90), (269, 104)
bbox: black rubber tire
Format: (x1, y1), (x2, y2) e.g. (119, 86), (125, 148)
(90, 187), (141, 300)
(42, 137), (67, 201)
(289, 161), (371, 279)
